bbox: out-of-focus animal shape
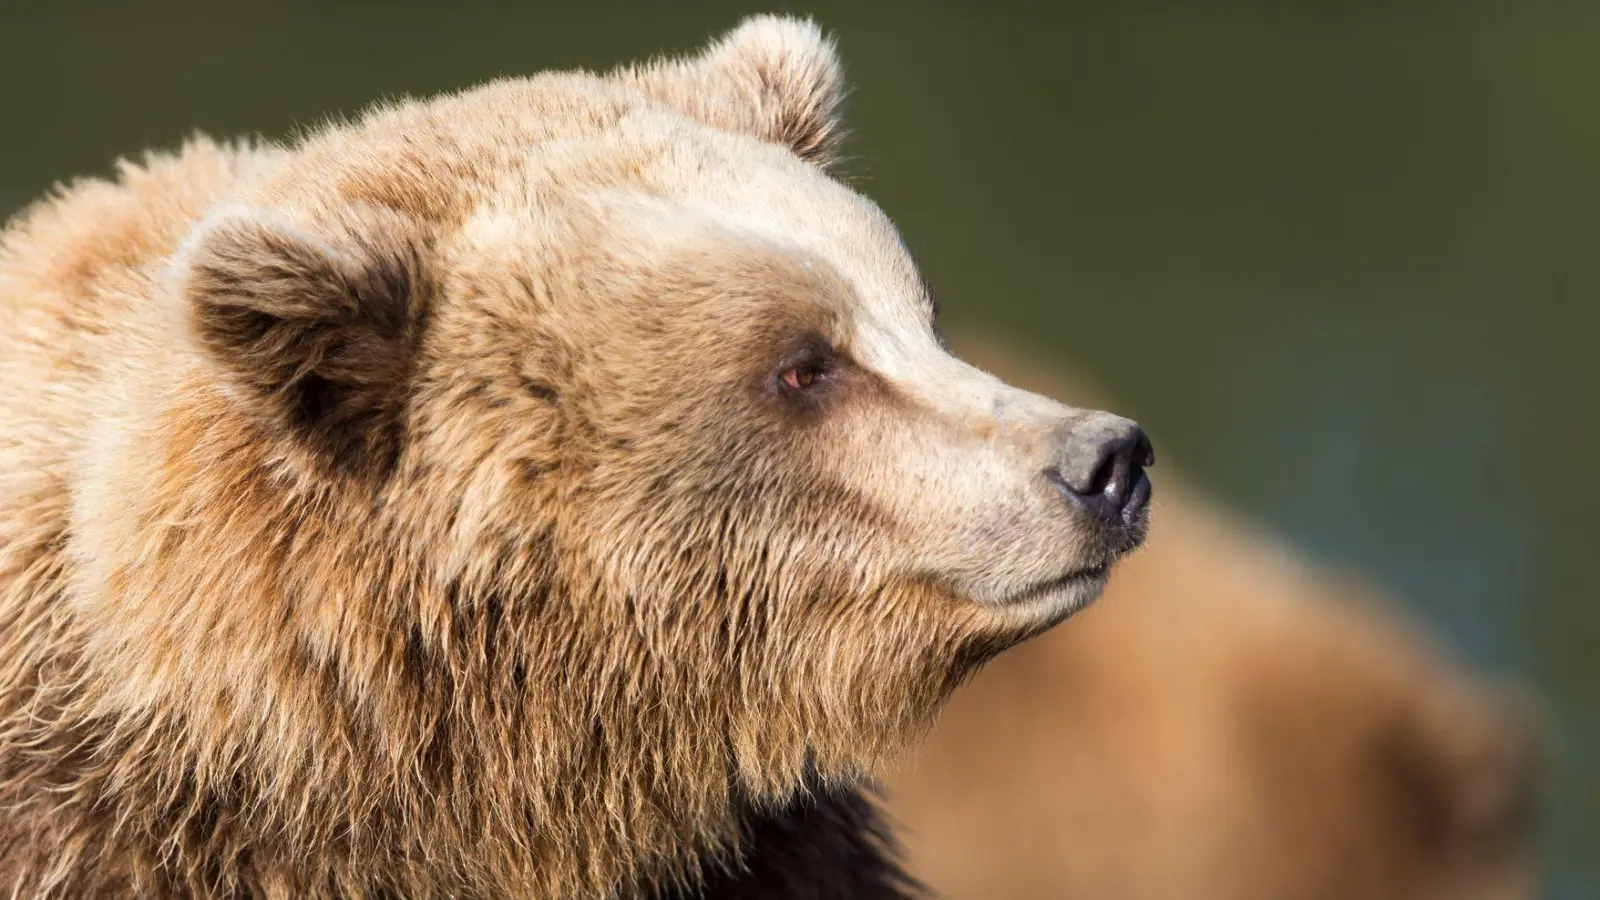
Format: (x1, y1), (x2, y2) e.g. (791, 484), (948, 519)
(886, 341), (1542, 900)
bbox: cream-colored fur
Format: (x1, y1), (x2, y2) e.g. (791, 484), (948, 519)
(0, 17), (1145, 898)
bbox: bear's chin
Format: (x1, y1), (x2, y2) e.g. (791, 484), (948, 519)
(971, 564), (1117, 640)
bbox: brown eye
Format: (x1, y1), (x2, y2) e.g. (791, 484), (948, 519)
(781, 366), (817, 390)
(771, 337), (839, 399)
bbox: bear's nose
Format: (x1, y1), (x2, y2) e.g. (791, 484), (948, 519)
(1046, 415), (1154, 527)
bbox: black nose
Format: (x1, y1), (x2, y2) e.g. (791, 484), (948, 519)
(1047, 417), (1154, 527)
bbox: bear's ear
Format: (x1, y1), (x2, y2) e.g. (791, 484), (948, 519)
(628, 15), (846, 168)
(179, 206), (430, 475)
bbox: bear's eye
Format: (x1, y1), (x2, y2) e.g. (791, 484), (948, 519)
(771, 340), (837, 398)
(781, 365), (820, 390)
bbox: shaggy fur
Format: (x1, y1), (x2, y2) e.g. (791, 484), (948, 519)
(0, 17), (1144, 899)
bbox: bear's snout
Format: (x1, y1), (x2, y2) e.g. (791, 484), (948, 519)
(1046, 414), (1154, 530)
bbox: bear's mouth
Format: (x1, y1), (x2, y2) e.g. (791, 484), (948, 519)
(1001, 559), (1113, 608)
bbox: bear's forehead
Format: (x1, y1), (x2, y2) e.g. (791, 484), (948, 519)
(454, 108), (939, 351)
(531, 107), (923, 291)
(582, 171), (940, 372)
(269, 74), (942, 374)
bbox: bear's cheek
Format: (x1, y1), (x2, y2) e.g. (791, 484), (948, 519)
(807, 402), (1070, 587)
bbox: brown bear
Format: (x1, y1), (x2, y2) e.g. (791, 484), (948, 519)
(0, 16), (1154, 899)
(885, 346), (1542, 900)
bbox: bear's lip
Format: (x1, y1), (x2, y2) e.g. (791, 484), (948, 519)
(1000, 559), (1113, 607)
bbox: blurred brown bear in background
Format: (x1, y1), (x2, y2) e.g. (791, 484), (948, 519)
(886, 340), (1543, 900)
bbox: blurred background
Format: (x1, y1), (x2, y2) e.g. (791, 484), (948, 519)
(3, 1), (1593, 896)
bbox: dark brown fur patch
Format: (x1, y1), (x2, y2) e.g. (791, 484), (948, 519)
(651, 777), (922, 900)
(185, 208), (432, 476)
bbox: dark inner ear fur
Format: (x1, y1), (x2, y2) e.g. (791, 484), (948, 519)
(183, 208), (430, 476)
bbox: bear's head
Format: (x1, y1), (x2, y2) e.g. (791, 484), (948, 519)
(105, 14), (1153, 895)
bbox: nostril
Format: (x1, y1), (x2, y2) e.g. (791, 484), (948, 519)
(1050, 421), (1153, 525)
(1132, 431), (1155, 468)
(1093, 446), (1135, 511)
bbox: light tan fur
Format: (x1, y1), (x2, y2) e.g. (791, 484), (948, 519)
(0, 18), (1143, 899)
(887, 347), (1541, 900)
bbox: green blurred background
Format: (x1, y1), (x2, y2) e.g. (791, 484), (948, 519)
(3, 1), (1594, 895)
